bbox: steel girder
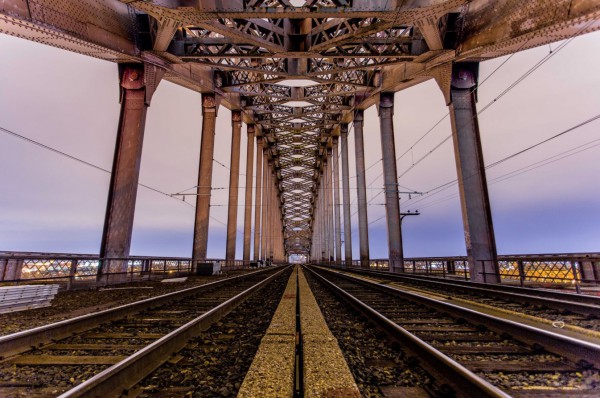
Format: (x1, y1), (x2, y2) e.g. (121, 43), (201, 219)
(3, 0), (600, 256)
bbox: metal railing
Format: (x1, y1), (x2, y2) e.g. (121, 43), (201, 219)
(0, 252), (253, 288)
(336, 252), (600, 286)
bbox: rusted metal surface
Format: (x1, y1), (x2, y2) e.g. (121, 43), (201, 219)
(2, 0), (600, 261)
(192, 93), (217, 262)
(378, 92), (404, 273)
(448, 62), (499, 283)
(260, 153), (269, 261)
(332, 138), (342, 264)
(99, 64), (155, 279)
(243, 124), (255, 265)
(353, 110), (370, 268)
(340, 125), (353, 265)
(253, 137), (263, 262)
(226, 111), (243, 265)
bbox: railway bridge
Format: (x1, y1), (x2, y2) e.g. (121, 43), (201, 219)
(1, 1), (600, 397)
(2, 0), (600, 284)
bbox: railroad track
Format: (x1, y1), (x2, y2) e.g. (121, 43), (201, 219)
(0, 267), (288, 397)
(306, 265), (600, 398)
(127, 271), (290, 398)
(333, 267), (600, 330)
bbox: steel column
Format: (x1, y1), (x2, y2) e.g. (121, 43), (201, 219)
(100, 64), (155, 278)
(448, 62), (499, 283)
(379, 92), (404, 273)
(321, 175), (327, 263)
(313, 193), (319, 262)
(242, 124), (255, 266)
(270, 162), (275, 262)
(192, 93), (217, 263)
(269, 169), (276, 262)
(261, 153), (269, 261)
(327, 149), (334, 263)
(354, 110), (370, 268)
(225, 111), (242, 265)
(322, 157), (329, 263)
(275, 176), (280, 261)
(313, 181), (318, 261)
(340, 125), (353, 266)
(317, 193), (322, 262)
(278, 202), (284, 262)
(253, 137), (263, 262)
(316, 190), (321, 262)
(333, 138), (342, 264)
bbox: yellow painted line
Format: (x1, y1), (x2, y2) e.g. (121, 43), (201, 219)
(237, 267), (297, 398)
(298, 268), (360, 398)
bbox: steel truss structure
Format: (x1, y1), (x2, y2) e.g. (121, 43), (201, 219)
(1, 0), (600, 259)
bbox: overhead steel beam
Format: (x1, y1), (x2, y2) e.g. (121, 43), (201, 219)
(3, 0), (600, 258)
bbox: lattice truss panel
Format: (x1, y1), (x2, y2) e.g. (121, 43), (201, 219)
(119, 0), (476, 256)
(113, 0), (600, 255)
(0, 0), (598, 257)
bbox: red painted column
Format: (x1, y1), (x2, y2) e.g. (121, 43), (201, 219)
(99, 64), (160, 279)
(340, 124), (353, 266)
(253, 136), (263, 262)
(332, 137), (342, 264)
(192, 94), (218, 263)
(243, 124), (255, 266)
(225, 111), (242, 265)
(379, 92), (404, 273)
(448, 62), (499, 283)
(354, 111), (370, 268)
(261, 153), (269, 261)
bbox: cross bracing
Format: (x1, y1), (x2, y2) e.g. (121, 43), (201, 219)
(2, 0), (599, 260)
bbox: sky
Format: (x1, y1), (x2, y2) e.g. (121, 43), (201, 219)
(0, 31), (599, 259)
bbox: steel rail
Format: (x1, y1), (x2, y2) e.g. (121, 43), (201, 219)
(303, 266), (510, 398)
(0, 267), (282, 359)
(363, 268), (600, 303)
(402, 273), (600, 304)
(58, 266), (290, 398)
(311, 266), (600, 369)
(333, 267), (600, 317)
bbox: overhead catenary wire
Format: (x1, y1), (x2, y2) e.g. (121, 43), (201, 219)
(402, 113), (600, 211)
(0, 125), (246, 237)
(348, 22), (595, 220)
(352, 0), (534, 198)
(395, 19), (595, 185)
(310, 0), (404, 248)
(412, 139), (600, 212)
